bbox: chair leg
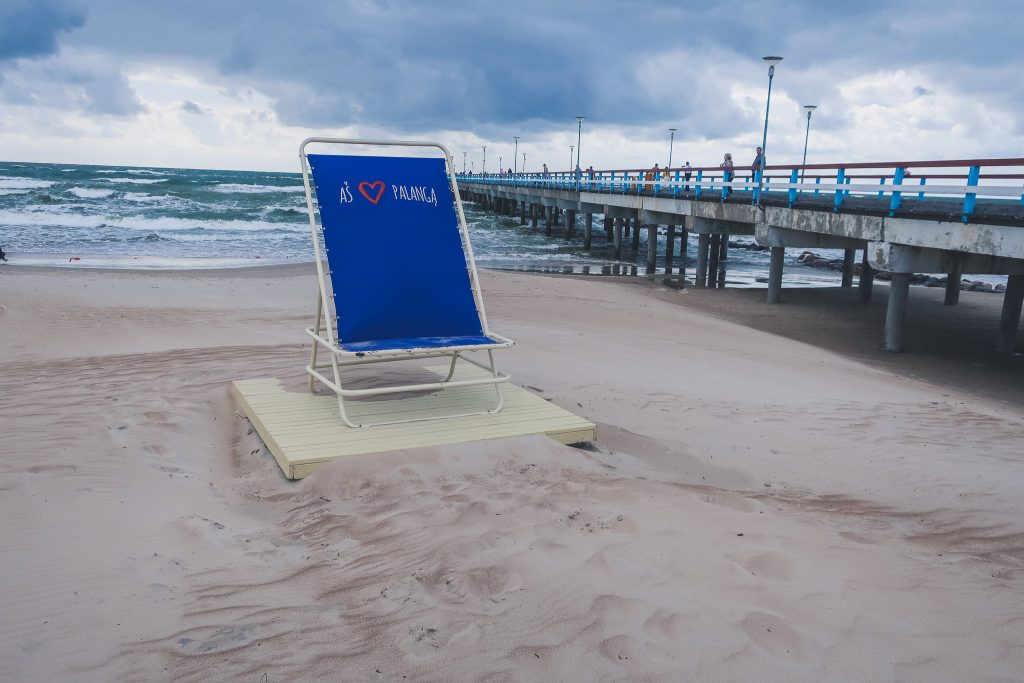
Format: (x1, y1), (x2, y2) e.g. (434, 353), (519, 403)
(308, 290), (323, 393)
(442, 352), (460, 381)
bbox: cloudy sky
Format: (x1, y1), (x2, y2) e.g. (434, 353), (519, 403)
(1, 0), (1021, 172)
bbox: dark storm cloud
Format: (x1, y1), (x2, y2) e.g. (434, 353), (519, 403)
(8, 0), (1024, 135)
(0, 0), (85, 61)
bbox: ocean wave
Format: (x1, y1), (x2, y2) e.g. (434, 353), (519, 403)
(211, 183), (303, 194)
(101, 177), (168, 185)
(69, 187), (117, 199)
(0, 209), (306, 233)
(0, 189), (31, 196)
(0, 176), (55, 189)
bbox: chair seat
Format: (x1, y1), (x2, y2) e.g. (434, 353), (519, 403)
(338, 334), (507, 353)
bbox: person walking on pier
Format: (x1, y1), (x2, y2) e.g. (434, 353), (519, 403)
(751, 146), (763, 182)
(683, 161), (693, 191)
(720, 153), (734, 197)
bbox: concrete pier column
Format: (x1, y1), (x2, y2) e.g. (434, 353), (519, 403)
(530, 204), (539, 228)
(858, 248), (874, 303)
(884, 273), (912, 352)
(945, 257), (963, 305)
(841, 248), (857, 288)
(696, 234), (710, 287)
(646, 225), (658, 274)
(995, 274), (1024, 353)
(708, 235), (721, 288)
(613, 218), (624, 258)
(565, 209), (576, 240)
(767, 246), (785, 303)
(520, 202), (527, 225)
(584, 213), (593, 250)
(678, 228), (688, 282)
(665, 225), (677, 275)
(623, 220), (630, 240)
(544, 206), (553, 236)
(717, 234), (729, 288)
(631, 220), (642, 252)
(604, 215), (613, 240)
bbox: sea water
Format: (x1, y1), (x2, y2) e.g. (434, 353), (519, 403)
(0, 160), (848, 287)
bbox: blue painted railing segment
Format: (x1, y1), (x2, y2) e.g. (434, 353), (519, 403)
(917, 177), (927, 200)
(814, 176), (821, 196)
(963, 165), (980, 222)
(889, 167), (905, 216)
(695, 170), (703, 199)
(833, 168), (846, 211)
(787, 169), (799, 207)
(750, 169), (762, 204)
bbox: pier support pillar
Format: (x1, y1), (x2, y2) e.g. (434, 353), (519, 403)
(708, 235), (721, 289)
(858, 249), (874, 303)
(544, 206), (553, 236)
(584, 213), (593, 250)
(613, 218), (624, 258)
(995, 274), (1024, 353)
(884, 273), (912, 352)
(565, 209), (576, 240)
(767, 246), (784, 303)
(604, 215), (613, 240)
(631, 220), (642, 252)
(945, 258), (963, 306)
(520, 202), (527, 225)
(696, 234), (710, 287)
(841, 248), (857, 288)
(678, 228), (688, 282)
(717, 235), (729, 288)
(666, 225), (676, 275)
(646, 225), (658, 274)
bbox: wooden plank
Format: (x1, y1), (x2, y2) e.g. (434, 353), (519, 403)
(231, 366), (595, 480)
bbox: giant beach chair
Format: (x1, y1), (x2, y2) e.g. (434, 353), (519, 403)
(300, 138), (513, 428)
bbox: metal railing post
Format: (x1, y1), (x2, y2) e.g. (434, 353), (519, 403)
(833, 167), (846, 211)
(751, 168), (762, 204)
(889, 166), (905, 216)
(917, 176), (927, 200)
(787, 169), (799, 207)
(962, 164), (980, 222)
(695, 170), (703, 199)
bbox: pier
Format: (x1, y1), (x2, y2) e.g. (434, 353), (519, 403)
(458, 158), (1024, 352)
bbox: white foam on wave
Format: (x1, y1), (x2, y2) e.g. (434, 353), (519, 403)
(212, 183), (303, 194)
(0, 189), (31, 196)
(0, 176), (55, 189)
(0, 208), (306, 233)
(69, 187), (116, 199)
(101, 177), (168, 185)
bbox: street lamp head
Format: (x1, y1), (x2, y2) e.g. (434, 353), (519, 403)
(803, 104), (818, 112)
(669, 128), (677, 133)
(762, 55), (783, 68)
(576, 116), (585, 123)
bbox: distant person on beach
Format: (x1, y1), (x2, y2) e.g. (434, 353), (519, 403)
(720, 153), (734, 196)
(683, 161), (693, 191)
(0, 245), (7, 262)
(751, 146), (763, 181)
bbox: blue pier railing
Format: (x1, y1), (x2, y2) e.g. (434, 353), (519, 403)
(457, 157), (1024, 223)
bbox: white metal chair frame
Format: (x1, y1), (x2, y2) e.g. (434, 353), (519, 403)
(300, 137), (513, 428)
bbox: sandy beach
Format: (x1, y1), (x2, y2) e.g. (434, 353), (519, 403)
(1, 264), (1022, 681)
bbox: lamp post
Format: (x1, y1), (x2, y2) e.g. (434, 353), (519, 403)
(513, 136), (519, 174)
(522, 153), (526, 174)
(462, 151), (467, 174)
(756, 55), (783, 204)
(667, 128), (677, 169)
(499, 156), (503, 174)
(482, 146), (486, 175)
(569, 145), (574, 172)
(575, 116), (585, 189)
(800, 105), (817, 183)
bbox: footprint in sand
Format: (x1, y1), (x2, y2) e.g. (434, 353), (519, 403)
(739, 611), (809, 661)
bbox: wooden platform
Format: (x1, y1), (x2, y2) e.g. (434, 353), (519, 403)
(231, 365), (596, 479)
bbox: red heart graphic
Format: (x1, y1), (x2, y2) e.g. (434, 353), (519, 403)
(358, 180), (386, 204)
